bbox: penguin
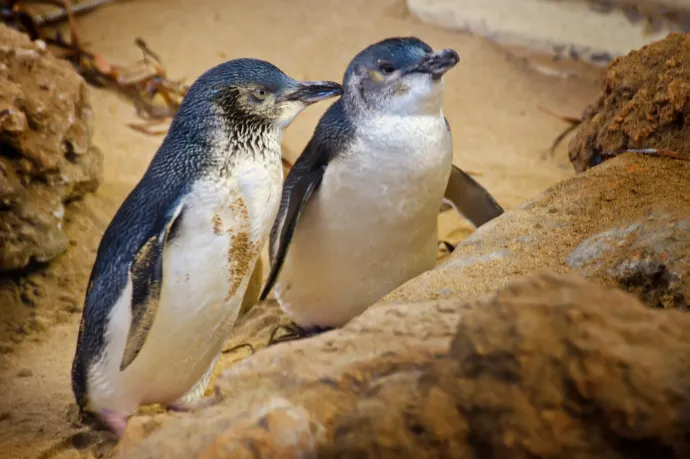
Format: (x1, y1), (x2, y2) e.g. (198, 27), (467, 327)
(70, 58), (342, 436)
(259, 37), (504, 342)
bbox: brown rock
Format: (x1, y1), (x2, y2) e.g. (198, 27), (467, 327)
(119, 397), (324, 459)
(328, 272), (690, 458)
(383, 153), (690, 309)
(120, 272), (690, 458)
(568, 32), (690, 172)
(0, 24), (103, 272)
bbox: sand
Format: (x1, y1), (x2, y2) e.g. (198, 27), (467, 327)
(0, 0), (602, 457)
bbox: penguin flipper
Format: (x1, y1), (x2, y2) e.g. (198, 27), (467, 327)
(259, 165), (325, 301)
(443, 164), (504, 228)
(441, 117), (504, 227)
(120, 201), (185, 371)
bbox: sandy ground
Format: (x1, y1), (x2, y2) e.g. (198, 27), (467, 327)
(0, 0), (602, 457)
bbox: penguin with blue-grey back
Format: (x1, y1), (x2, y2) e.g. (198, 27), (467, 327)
(260, 37), (504, 342)
(70, 57), (342, 436)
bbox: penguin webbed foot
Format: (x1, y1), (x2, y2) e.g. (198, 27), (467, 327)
(93, 409), (128, 439)
(268, 322), (331, 346)
(167, 386), (224, 412)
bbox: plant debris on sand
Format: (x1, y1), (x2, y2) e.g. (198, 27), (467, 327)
(1, 0), (189, 134)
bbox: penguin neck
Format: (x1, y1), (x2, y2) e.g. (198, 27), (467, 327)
(342, 92), (443, 127)
(342, 96), (444, 138)
(342, 72), (446, 121)
(219, 121), (283, 163)
(339, 90), (449, 170)
(164, 111), (283, 174)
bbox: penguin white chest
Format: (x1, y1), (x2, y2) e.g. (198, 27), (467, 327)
(276, 114), (452, 328)
(90, 160), (282, 415)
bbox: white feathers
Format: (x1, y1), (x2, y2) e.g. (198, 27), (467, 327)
(275, 100), (312, 130)
(384, 72), (447, 117)
(88, 158), (282, 417)
(275, 107), (453, 328)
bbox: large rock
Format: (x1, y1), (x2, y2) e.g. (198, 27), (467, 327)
(119, 272), (690, 458)
(569, 32), (690, 172)
(383, 153), (690, 309)
(0, 24), (103, 272)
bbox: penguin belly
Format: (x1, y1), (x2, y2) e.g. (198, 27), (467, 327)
(276, 115), (452, 328)
(87, 163), (281, 417)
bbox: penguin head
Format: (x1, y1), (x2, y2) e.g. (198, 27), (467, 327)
(343, 37), (459, 117)
(178, 58), (343, 131)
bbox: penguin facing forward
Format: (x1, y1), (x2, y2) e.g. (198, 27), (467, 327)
(260, 37), (504, 342)
(71, 58), (342, 436)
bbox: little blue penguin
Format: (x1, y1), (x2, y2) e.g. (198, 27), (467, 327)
(259, 37), (504, 341)
(70, 58), (342, 436)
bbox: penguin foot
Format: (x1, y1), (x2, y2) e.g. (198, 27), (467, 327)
(167, 386), (224, 412)
(268, 322), (332, 346)
(95, 409), (128, 438)
(438, 240), (456, 254)
(268, 323), (302, 345)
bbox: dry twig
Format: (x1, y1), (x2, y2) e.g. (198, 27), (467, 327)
(537, 104), (583, 156)
(1, 0), (189, 134)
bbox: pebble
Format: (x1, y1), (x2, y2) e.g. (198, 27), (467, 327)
(16, 368), (32, 377)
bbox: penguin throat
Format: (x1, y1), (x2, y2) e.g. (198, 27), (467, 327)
(223, 124), (282, 163)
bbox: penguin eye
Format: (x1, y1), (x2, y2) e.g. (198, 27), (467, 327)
(251, 87), (269, 102)
(378, 62), (395, 74)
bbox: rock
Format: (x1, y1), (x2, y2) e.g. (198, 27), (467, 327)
(0, 24), (103, 272)
(383, 153), (690, 309)
(15, 368), (32, 377)
(120, 272), (690, 458)
(118, 397), (325, 459)
(569, 32), (690, 172)
(565, 215), (690, 309)
(325, 272), (690, 458)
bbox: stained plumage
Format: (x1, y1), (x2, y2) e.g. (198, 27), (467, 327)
(260, 37), (504, 340)
(71, 58), (342, 436)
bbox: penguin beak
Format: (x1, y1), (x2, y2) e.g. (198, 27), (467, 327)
(400, 48), (460, 80)
(280, 81), (344, 104)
